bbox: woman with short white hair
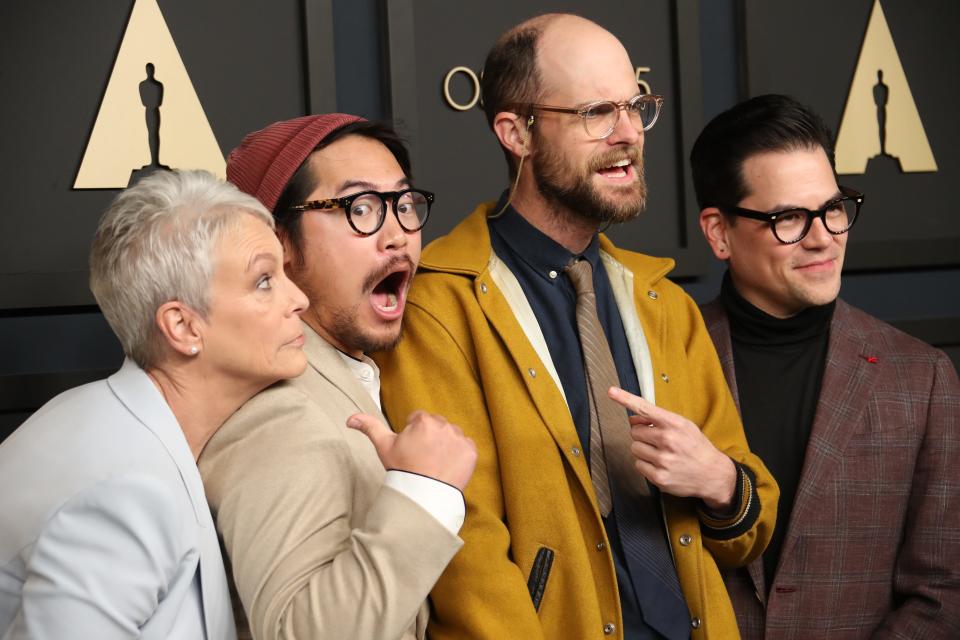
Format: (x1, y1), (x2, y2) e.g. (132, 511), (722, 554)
(0, 169), (308, 639)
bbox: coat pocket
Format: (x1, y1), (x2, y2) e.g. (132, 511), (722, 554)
(526, 546), (555, 611)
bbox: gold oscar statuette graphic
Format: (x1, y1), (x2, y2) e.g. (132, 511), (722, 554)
(835, 0), (937, 175)
(74, 0), (225, 189)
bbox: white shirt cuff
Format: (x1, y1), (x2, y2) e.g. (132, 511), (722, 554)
(384, 470), (466, 535)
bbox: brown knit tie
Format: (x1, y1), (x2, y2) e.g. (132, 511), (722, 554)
(565, 259), (648, 517)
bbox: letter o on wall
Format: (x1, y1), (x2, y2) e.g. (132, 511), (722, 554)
(443, 66), (481, 111)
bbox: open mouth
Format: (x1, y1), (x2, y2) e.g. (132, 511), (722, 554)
(596, 157), (634, 180)
(369, 264), (411, 318)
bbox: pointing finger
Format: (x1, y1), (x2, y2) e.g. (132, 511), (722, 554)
(608, 387), (654, 417)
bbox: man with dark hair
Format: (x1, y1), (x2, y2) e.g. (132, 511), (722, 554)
(376, 14), (777, 640)
(693, 94), (960, 638)
(198, 114), (477, 640)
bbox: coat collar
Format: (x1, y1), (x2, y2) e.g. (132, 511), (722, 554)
(107, 359), (208, 524)
(700, 300), (740, 407)
(107, 359), (236, 639)
(302, 321), (385, 420)
(420, 202), (676, 289)
(778, 299), (881, 563)
(699, 301), (761, 595)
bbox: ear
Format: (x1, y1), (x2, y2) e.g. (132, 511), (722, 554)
(699, 207), (732, 261)
(493, 111), (533, 162)
(155, 301), (204, 358)
(278, 230), (297, 271)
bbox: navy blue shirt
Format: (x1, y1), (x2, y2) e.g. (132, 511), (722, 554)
(488, 206), (643, 452)
(489, 204), (667, 639)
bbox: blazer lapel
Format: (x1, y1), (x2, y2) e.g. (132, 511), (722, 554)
(303, 323), (386, 420)
(107, 360), (236, 639)
(477, 258), (596, 505)
(700, 304), (766, 598)
(603, 252), (657, 404)
(777, 301), (881, 566)
(196, 506), (236, 640)
(700, 300), (740, 407)
(108, 359), (207, 522)
(303, 324), (431, 637)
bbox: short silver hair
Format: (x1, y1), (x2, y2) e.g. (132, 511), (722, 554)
(90, 169), (274, 369)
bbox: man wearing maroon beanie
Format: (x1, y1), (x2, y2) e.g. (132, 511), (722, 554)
(198, 114), (477, 640)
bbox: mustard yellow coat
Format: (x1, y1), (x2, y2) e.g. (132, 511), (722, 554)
(376, 205), (778, 640)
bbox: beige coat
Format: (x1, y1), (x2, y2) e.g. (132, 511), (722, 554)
(199, 324), (462, 640)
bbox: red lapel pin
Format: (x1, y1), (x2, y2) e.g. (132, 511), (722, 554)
(862, 355), (879, 364)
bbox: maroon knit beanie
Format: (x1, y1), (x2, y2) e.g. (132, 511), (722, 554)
(226, 113), (365, 214)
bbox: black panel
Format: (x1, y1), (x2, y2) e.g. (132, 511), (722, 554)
(305, 0), (338, 114)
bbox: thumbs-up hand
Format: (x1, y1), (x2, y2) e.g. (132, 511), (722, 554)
(347, 411), (477, 492)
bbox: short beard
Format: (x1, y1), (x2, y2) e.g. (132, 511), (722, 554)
(533, 144), (647, 225)
(292, 255), (413, 355)
(327, 304), (403, 355)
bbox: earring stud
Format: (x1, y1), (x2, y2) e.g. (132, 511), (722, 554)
(189, 346), (199, 355)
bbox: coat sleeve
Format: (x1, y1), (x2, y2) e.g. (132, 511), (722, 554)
(10, 474), (184, 639)
(377, 301), (548, 640)
(674, 289), (779, 568)
(875, 353), (960, 639)
(199, 389), (462, 640)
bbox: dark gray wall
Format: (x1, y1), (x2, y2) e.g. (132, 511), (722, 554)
(1, 0), (957, 442)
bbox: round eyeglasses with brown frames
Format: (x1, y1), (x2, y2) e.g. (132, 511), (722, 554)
(514, 92), (664, 140)
(289, 188), (434, 237)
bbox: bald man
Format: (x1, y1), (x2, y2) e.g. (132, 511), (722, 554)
(375, 14), (777, 640)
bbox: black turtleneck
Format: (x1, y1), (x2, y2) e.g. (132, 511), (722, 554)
(720, 272), (835, 591)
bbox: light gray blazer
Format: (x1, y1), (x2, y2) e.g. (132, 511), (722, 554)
(0, 359), (235, 640)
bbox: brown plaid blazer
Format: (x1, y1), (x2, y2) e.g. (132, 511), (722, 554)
(701, 298), (960, 639)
